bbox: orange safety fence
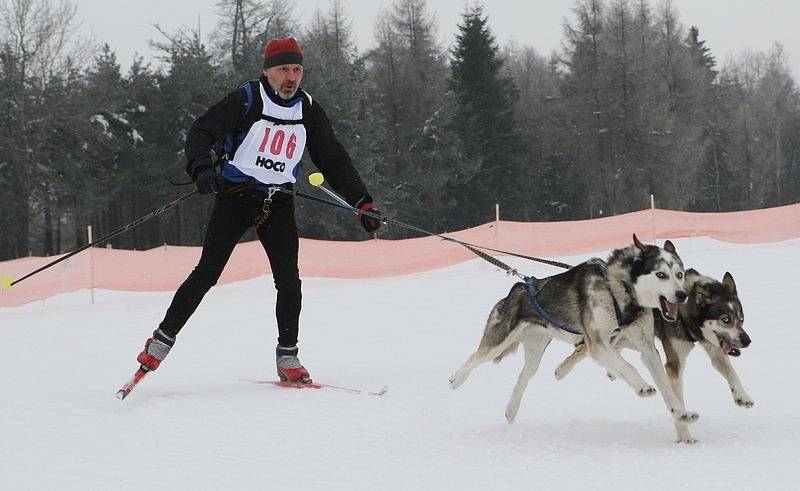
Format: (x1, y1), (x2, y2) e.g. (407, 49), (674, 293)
(1, 204), (798, 308)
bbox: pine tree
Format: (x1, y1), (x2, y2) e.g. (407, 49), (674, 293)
(365, 0), (451, 234)
(151, 26), (228, 246)
(37, 59), (89, 255)
(0, 45), (20, 259)
(448, 4), (521, 224)
(559, 0), (714, 215)
(298, 0), (372, 239)
(504, 45), (577, 220)
(82, 44), (128, 235)
(560, 0), (605, 218)
(726, 45), (800, 208)
(686, 26), (725, 211)
(122, 56), (169, 249)
(0, 0), (82, 258)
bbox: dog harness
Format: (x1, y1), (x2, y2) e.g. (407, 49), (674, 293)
(523, 276), (636, 336)
(523, 277), (583, 335)
(685, 319), (702, 342)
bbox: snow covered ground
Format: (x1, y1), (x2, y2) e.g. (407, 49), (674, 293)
(1, 237), (798, 490)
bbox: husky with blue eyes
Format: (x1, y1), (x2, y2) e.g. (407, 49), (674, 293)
(449, 235), (699, 443)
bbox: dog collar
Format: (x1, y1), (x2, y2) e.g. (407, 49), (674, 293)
(685, 321), (702, 343)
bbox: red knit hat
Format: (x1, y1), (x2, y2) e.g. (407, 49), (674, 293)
(263, 37), (304, 68)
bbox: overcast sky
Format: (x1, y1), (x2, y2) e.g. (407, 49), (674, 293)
(73, 0), (800, 76)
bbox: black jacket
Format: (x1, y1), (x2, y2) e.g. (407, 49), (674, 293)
(184, 75), (371, 206)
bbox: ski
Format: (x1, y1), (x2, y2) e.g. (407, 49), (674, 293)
(242, 379), (388, 396)
(116, 366), (150, 401)
(271, 380), (323, 390)
(317, 382), (388, 396)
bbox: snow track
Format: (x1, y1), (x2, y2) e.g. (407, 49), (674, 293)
(1, 237), (798, 490)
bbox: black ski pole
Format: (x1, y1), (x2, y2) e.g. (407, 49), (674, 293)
(1, 189), (199, 290)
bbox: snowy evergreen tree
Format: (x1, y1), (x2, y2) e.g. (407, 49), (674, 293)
(365, 0), (451, 234)
(0, 44), (20, 258)
(448, 4), (521, 225)
(0, 0), (82, 257)
(298, 0), (372, 239)
(151, 26), (229, 246)
(504, 46), (579, 220)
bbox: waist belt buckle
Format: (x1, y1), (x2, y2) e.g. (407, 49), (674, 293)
(255, 187), (278, 229)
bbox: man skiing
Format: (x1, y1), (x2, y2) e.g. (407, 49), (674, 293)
(134, 37), (381, 384)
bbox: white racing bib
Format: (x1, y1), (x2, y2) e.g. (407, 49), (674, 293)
(227, 82), (307, 185)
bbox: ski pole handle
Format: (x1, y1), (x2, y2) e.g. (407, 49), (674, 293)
(306, 173), (387, 223)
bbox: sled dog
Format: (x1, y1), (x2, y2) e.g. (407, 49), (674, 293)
(554, 269), (754, 413)
(449, 235), (700, 442)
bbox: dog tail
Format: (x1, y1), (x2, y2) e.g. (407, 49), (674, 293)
(480, 289), (522, 364)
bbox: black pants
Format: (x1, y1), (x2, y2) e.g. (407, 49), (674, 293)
(158, 188), (301, 347)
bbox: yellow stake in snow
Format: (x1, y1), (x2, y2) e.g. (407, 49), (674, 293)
(308, 172), (324, 187)
(0, 275), (14, 292)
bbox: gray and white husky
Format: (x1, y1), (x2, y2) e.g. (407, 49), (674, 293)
(449, 235), (699, 442)
(554, 269), (754, 417)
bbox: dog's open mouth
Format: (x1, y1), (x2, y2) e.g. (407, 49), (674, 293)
(720, 338), (741, 357)
(659, 296), (678, 322)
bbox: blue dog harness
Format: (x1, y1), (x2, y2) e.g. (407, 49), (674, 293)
(523, 275), (635, 336)
(448, 240), (633, 337)
(522, 276), (583, 335)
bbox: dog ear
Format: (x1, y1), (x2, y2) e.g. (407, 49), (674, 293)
(663, 240), (676, 254)
(633, 234), (646, 251)
(722, 272), (737, 294)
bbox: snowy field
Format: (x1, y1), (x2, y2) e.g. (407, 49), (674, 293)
(1, 237), (799, 490)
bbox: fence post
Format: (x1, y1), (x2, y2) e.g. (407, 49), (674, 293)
(88, 225), (95, 305)
(650, 194), (656, 244)
(495, 202), (500, 248)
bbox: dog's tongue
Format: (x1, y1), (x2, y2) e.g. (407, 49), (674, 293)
(722, 340), (734, 354)
(665, 300), (678, 319)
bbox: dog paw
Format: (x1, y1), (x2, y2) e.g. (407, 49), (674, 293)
(553, 365), (568, 380)
(636, 384), (657, 397)
(675, 435), (699, 444)
(448, 371), (467, 390)
(606, 371), (617, 382)
(732, 389), (754, 408)
(505, 406), (519, 424)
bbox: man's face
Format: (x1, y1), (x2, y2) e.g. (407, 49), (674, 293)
(264, 64), (304, 99)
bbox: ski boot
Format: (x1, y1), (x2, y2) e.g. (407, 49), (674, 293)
(137, 328), (175, 371)
(276, 345), (312, 383)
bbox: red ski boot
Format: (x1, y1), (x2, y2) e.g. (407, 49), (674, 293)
(136, 329), (174, 371)
(276, 345), (312, 384)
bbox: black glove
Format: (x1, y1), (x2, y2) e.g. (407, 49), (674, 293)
(194, 167), (220, 194)
(357, 201), (382, 233)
